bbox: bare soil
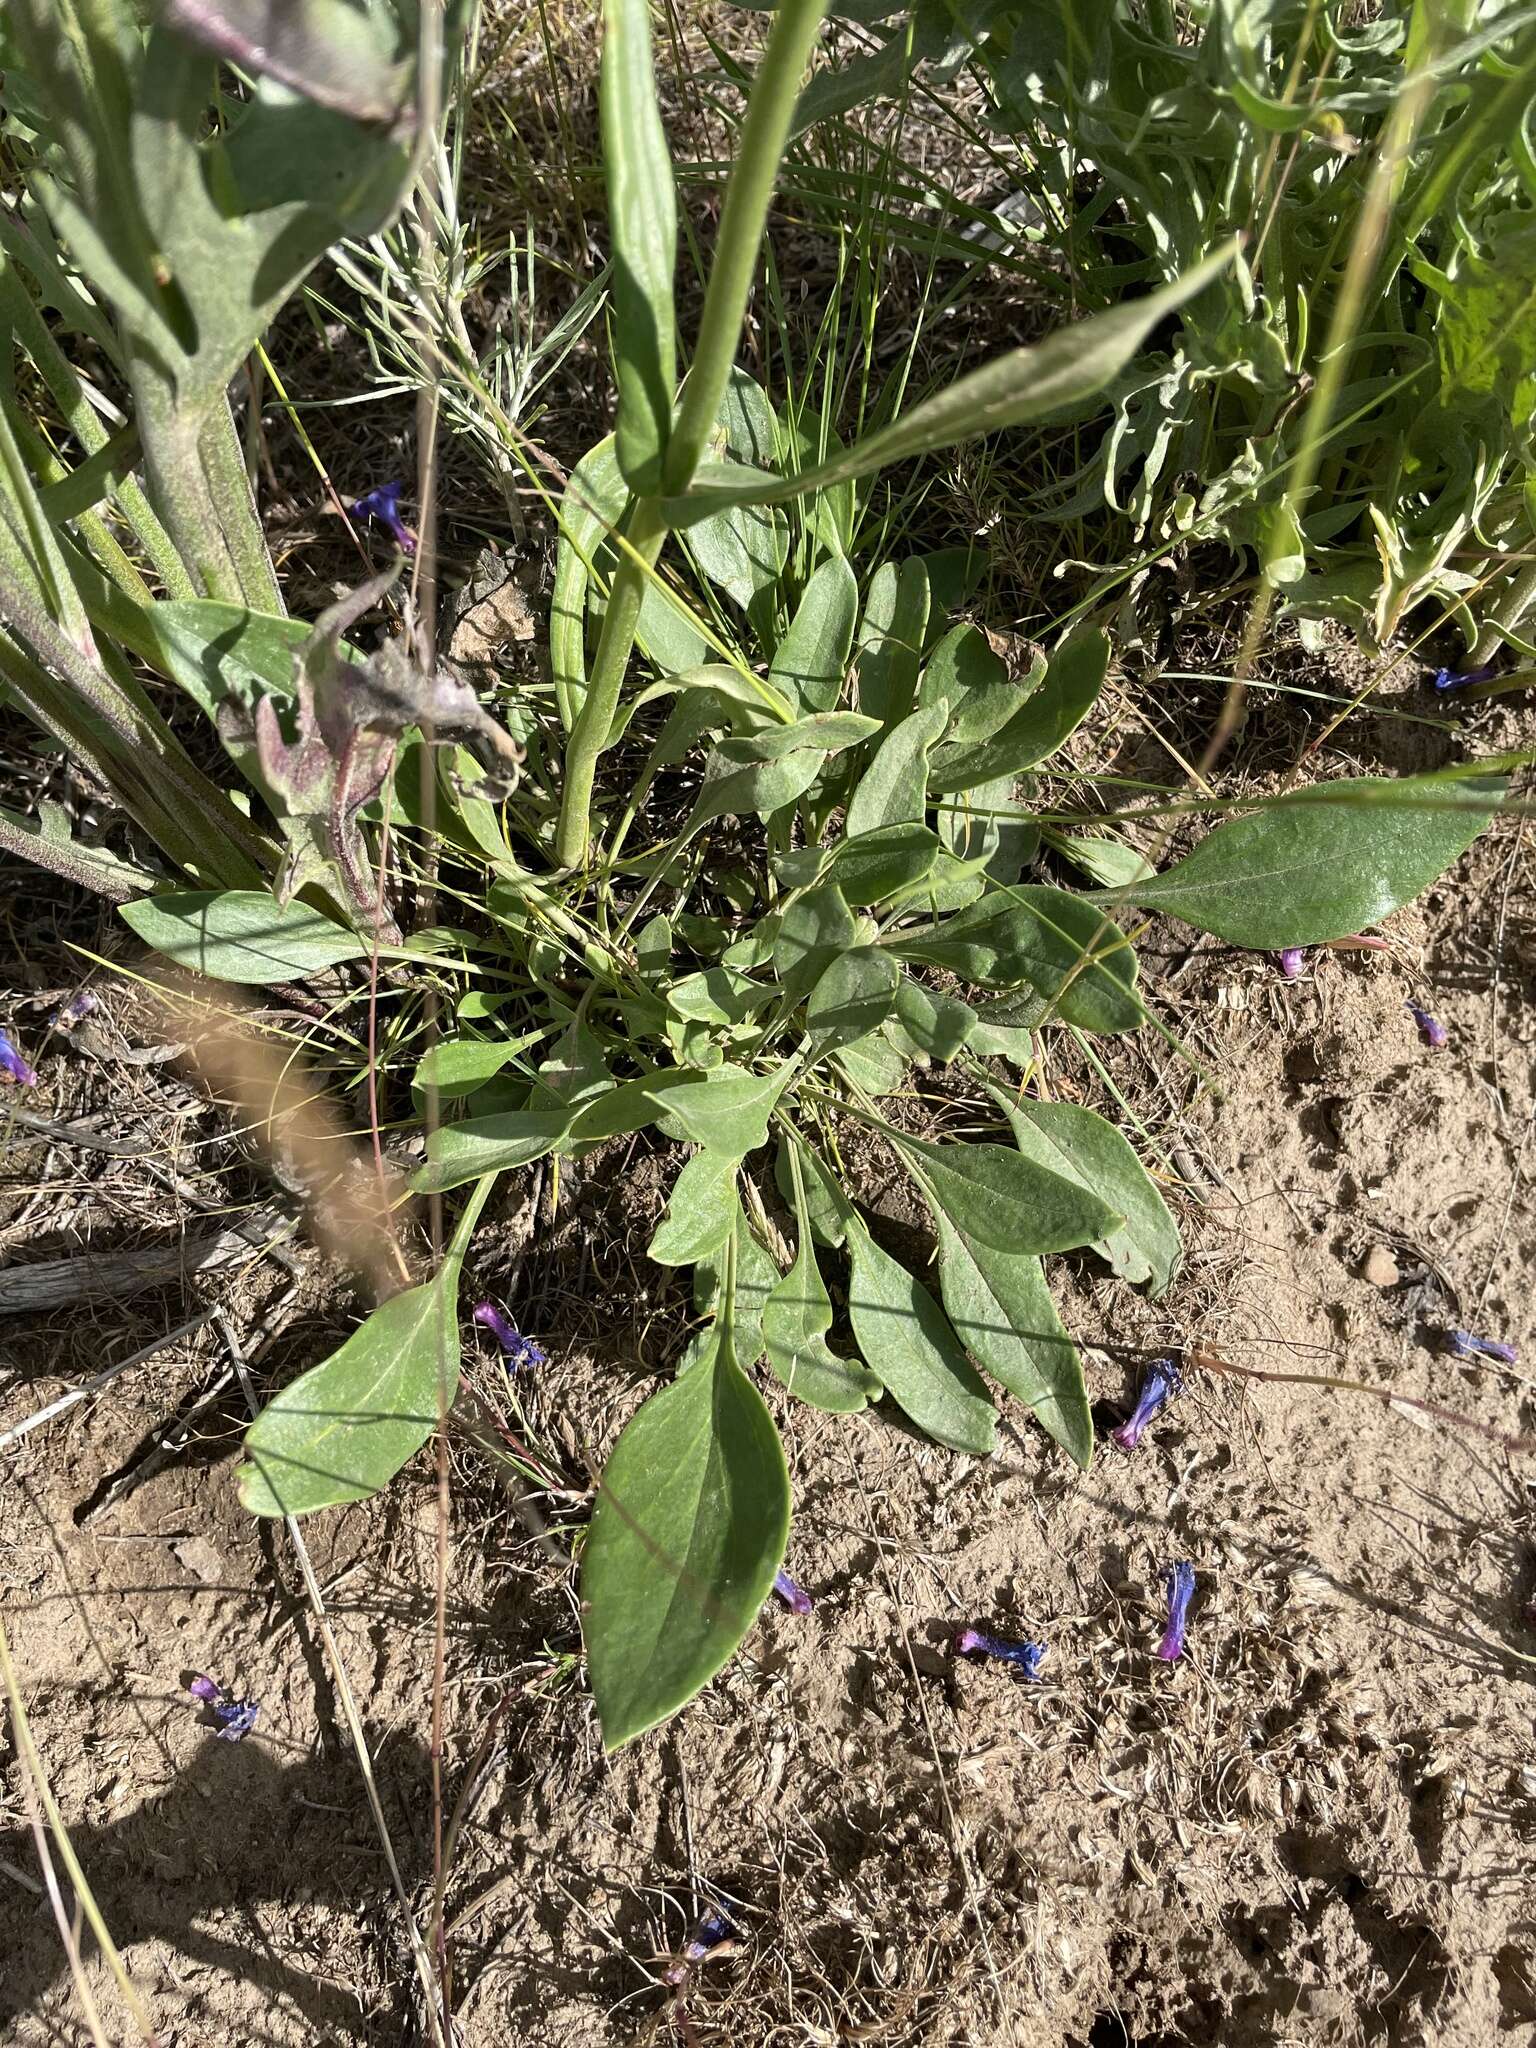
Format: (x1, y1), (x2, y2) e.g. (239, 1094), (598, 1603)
(4, 678), (1533, 2046)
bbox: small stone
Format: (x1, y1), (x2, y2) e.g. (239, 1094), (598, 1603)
(1363, 1245), (1400, 1289)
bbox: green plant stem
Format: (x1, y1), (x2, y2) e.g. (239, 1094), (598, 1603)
(552, 0), (829, 870)
(131, 363), (247, 601)
(662, 0), (831, 496)
(553, 497), (667, 868)
(199, 392), (285, 614)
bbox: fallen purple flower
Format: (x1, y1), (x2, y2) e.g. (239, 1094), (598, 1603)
(772, 1568), (812, 1616)
(186, 1673), (260, 1741)
(0, 1030), (37, 1086)
(1430, 662), (1496, 694)
(350, 480), (417, 555)
(472, 1302), (547, 1372)
(955, 1628), (1048, 1680)
(1445, 1329), (1518, 1366)
(1111, 1357), (1182, 1451)
(52, 991), (97, 1030)
(1406, 1001), (1449, 1049)
(1157, 1562), (1196, 1662)
(664, 1906), (739, 1983)
(1277, 948), (1306, 980)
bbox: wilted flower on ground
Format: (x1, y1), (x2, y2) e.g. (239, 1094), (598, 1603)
(1406, 1002), (1449, 1049)
(1112, 1357), (1182, 1451)
(1278, 948), (1306, 980)
(187, 1673), (260, 1741)
(0, 1030), (37, 1086)
(52, 991), (96, 1031)
(772, 1569), (812, 1615)
(1445, 1329), (1518, 1366)
(1157, 1563), (1196, 1662)
(664, 1906), (739, 1983)
(350, 480), (417, 555)
(472, 1303), (547, 1371)
(1429, 662), (1495, 694)
(955, 1628), (1048, 1679)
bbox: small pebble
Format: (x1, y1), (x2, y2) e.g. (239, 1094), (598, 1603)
(1362, 1246), (1400, 1290)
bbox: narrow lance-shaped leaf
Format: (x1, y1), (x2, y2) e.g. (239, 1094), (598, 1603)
(661, 251), (1238, 523)
(890, 1132), (1119, 1256)
(845, 1219), (997, 1454)
(583, 1241), (791, 1748)
(121, 889), (369, 982)
(1001, 1096), (1182, 1298)
(847, 698), (948, 836)
(1091, 772), (1506, 948)
(648, 1151), (741, 1265)
(603, 0), (677, 491)
(240, 1176), (496, 1516)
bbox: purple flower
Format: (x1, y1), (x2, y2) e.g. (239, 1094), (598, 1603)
(1406, 1002), (1448, 1049)
(186, 1673), (259, 1741)
(1156, 1562), (1196, 1662)
(1445, 1329), (1518, 1366)
(52, 991), (96, 1031)
(772, 1568), (812, 1615)
(955, 1628), (1048, 1679)
(1430, 662), (1495, 694)
(1111, 1357), (1182, 1451)
(472, 1302), (547, 1371)
(664, 1905), (738, 1982)
(350, 480), (417, 555)
(1278, 948), (1306, 980)
(0, 1030), (37, 1086)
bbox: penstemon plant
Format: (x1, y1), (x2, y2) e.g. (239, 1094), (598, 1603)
(0, 1), (1515, 1752)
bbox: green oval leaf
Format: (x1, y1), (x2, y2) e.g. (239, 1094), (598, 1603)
(582, 1315), (790, 1749)
(1004, 1098), (1181, 1297)
(846, 698), (948, 836)
(121, 889), (367, 982)
(845, 1221), (996, 1454)
(856, 558), (930, 733)
(769, 555), (859, 713)
(935, 1223), (1092, 1468)
(1094, 772), (1506, 948)
(893, 1133), (1120, 1255)
(918, 624), (1027, 747)
(648, 1152), (741, 1265)
(928, 626), (1109, 794)
(240, 1179), (493, 1516)
(806, 944), (901, 1056)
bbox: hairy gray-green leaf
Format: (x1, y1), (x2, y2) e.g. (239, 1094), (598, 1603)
(773, 883), (857, 997)
(806, 945), (901, 1056)
(582, 1311), (789, 1748)
(764, 1154), (880, 1411)
(890, 886), (1142, 1028)
(240, 1177), (492, 1515)
(1093, 772), (1506, 947)
(918, 624), (1028, 747)
(1004, 1097), (1181, 1296)
(894, 979), (976, 1061)
(602, 0), (677, 491)
(846, 698), (949, 837)
(936, 1222), (1092, 1467)
(121, 889), (367, 982)
(845, 1221), (996, 1454)
(649, 1151), (741, 1265)
(690, 741), (826, 826)
(929, 626), (1109, 794)
(830, 823), (944, 905)
(856, 558), (930, 732)
(769, 555), (858, 713)
(893, 1133), (1119, 1254)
